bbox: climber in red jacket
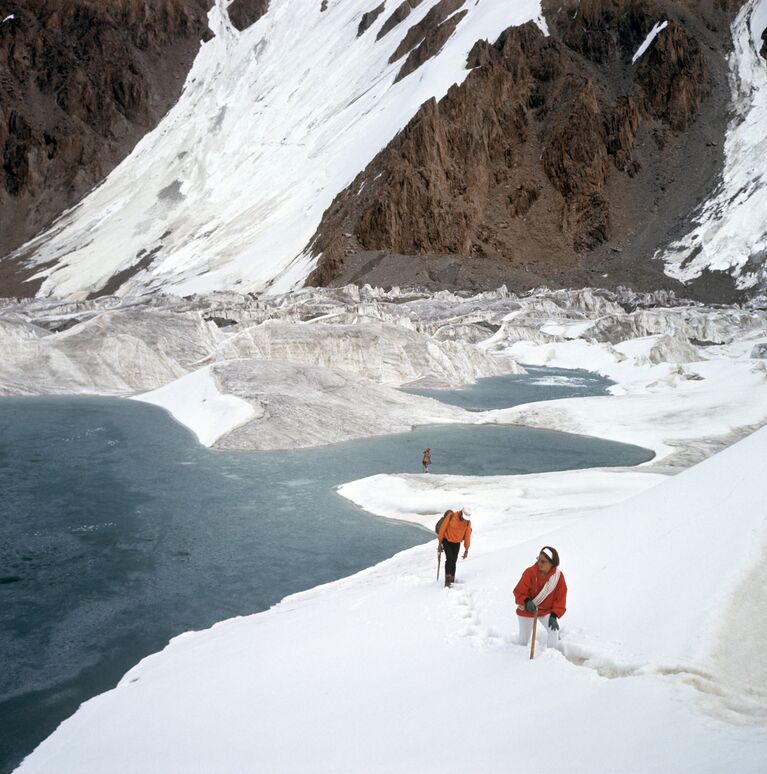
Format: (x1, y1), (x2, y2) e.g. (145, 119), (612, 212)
(513, 546), (567, 649)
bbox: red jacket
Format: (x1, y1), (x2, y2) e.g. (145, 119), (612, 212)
(513, 564), (567, 618)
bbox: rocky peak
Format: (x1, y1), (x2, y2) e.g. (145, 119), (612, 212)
(634, 20), (708, 130)
(306, 0), (743, 302)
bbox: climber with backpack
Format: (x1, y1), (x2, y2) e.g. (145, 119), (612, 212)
(422, 448), (431, 473)
(436, 507), (471, 587)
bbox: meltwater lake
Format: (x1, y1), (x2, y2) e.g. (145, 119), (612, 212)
(0, 367), (653, 773)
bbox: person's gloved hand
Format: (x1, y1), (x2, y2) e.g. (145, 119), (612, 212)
(524, 599), (537, 613)
(462, 549), (469, 559)
(437, 543), (443, 554)
(548, 613), (559, 631)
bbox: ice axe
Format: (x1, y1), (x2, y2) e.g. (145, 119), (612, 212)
(437, 545), (442, 582)
(529, 612), (539, 660)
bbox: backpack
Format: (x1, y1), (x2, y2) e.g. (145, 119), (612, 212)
(434, 510), (454, 535)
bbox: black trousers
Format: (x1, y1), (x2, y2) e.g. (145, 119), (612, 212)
(442, 540), (460, 577)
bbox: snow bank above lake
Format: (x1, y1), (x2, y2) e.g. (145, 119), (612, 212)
(133, 365), (258, 446)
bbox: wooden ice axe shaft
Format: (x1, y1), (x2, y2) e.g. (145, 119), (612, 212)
(529, 613), (539, 660)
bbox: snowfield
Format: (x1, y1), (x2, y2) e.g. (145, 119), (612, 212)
(7, 285), (767, 773)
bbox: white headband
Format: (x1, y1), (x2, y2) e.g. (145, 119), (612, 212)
(541, 547), (554, 561)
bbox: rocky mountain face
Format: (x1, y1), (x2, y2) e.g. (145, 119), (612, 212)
(0, 0), (214, 292)
(0, 0), (761, 303)
(307, 0), (748, 302)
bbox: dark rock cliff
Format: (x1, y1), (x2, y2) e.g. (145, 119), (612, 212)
(228, 0), (269, 31)
(0, 0), (212, 293)
(306, 0), (747, 302)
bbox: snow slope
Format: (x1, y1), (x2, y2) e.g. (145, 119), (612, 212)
(12, 0), (545, 299)
(16, 422), (767, 773)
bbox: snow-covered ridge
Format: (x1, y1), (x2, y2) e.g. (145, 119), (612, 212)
(11, 0), (545, 299)
(660, 0), (767, 294)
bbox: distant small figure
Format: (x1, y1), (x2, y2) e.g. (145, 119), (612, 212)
(513, 546), (567, 650)
(422, 447), (431, 473)
(437, 507), (471, 587)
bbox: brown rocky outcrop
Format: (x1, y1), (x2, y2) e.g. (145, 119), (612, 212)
(389, 0), (468, 83)
(358, 2), (385, 36)
(377, 0), (424, 41)
(389, 0), (464, 62)
(394, 10), (468, 82)
(228, 0), (269, 31)
(307, 0), (745, 301)
(0, 0), (212, 291)
(635, 21), (708, 130)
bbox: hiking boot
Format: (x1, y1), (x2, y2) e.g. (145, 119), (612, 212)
(444, 574), (454, 588)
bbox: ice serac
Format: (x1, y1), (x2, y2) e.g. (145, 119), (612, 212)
(210, 319), (523, 386)
(2, 284), (766, 461)
(3, 0), (547, 300)
(307, 0), (746, 301)
(0, 307), (220, 395)
(0, 285), (522, 400)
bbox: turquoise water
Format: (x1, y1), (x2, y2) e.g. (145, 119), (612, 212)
(402, 365), (615, 410)
(0, 370), (652, 772)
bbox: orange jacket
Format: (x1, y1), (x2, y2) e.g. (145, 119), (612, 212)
(513, 564), (567, 618)
(438, 511), (471, 548)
